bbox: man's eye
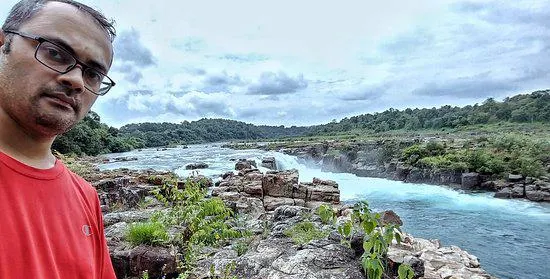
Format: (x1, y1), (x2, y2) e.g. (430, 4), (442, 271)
(85, 69), (102, 84)
(42, 45), (71, 63)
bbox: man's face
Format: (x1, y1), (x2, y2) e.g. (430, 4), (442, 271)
(0, 1), (113, 138)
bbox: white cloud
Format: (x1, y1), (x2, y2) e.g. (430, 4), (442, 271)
(0, 0), (548, 127)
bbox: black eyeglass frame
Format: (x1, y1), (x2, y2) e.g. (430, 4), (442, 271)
(3, 30), (115, 96)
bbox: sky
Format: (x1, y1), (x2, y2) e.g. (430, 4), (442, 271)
(1, 0), (548, 127)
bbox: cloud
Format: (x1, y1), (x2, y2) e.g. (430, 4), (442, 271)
(247, 72), (308, 95)
(336, 83), (387, 101)
(123, 90), (235, 118)
(412, 72), (517, 98)
(114, 29), (156, 67)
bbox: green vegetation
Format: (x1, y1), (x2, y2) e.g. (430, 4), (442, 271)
(317, 204), (336, 225)
(284, 221), (329, 245)
(149, 178), (249, 279)
(402, 134), (549, 177)
(126, 221), (169, 246)
(54, 90), (550, 156)
(336, 201), (413, 279)
(307, 90), (550, 135)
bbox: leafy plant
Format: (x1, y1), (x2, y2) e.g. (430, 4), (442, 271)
(398, 264), (415, 279)
(126, 221), (169, 246)
(284, 221), (329, 245)
(316, 204), (336, 225)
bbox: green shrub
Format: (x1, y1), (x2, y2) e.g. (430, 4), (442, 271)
(127, 221), (169, 246)
(284, 221), (329, 245)
(316, 204), (336, 225)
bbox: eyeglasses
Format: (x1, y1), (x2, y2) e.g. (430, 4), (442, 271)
(3, 30), (115, 96)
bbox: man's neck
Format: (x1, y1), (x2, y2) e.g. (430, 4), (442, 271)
(0, 111), (57, 169)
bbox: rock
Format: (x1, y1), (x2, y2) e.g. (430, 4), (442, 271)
(511, 185), (525, 198)
(263, 196), (296, 211)
(262, 169), (299, 198)
(111, 245), (177, 279)
(508, 174), (524, 182)
(479, 181), (496, 191)
(103, 209), (158, 227)
(181, 175), (213, 188)
(526, 190), (549, 202)
(261, 156), (277, 170)
(273, 205), (311, 221)
(94, 177), (131, 192)
(112, 156), (138, 162)
(461, 172), (480, 189)
(185, 162), (209, 170)
(302, 178), (340, 204)
(394, 163), (411, 181)
(494, 187), (512, 199)
(235, 159), (256, 170)
(105, 222), (129, 242)
(380, 210), (403, 226)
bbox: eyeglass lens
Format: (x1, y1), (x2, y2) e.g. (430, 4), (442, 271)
(36, 41), (108, 94)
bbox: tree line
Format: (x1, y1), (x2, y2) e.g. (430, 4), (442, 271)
(53, 90), (550, 155)
(307, 90), (550, 135)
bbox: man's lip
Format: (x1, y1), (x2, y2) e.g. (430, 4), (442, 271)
(44, 93), (77, 110)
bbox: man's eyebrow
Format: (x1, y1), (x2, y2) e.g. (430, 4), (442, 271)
(46, 36), (108, 73)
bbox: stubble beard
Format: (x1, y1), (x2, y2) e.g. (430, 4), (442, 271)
(29, 85), (83, 136)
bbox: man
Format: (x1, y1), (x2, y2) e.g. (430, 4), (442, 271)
(0, 0), (117, 278)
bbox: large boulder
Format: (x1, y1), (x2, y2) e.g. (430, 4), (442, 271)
(461, 172), (480, 190)
(262, 169), (299, 198)
(261, 157), (277, 170)
(185, 162), (209, 170)
(235, 159), (257, 170)
(110, 245), (177, 279)
(302, 177), (340, 204)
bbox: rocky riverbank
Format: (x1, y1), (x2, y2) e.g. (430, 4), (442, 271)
(225, 140), (550, 203)
(85, 158), (495, 279)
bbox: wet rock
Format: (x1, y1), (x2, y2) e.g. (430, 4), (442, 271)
(380, 210), (403, 226)
(185, 162), (209, 170)
(494, 187), (512, 199)
(111, 245), (177, 279)
(461, 172), (480, 189)
(261, 156), (277, 170)
(508, 174), (524, 182)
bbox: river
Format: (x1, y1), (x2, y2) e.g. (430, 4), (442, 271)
(99, 143), (550, 279)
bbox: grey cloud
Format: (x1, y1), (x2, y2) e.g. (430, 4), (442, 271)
(452, 1), (550, 27)
(412, 73), (517, 98)
(248, 72), (308, 95)
(112, 62), (144, 83)
(128, 89), (153, 95)
(201, 71), (243, 93)
(338, 85), (385, 101)
(114, 29), (156, 67)
(204, 71), (242, 86)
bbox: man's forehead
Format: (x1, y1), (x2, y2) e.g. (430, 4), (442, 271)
(20, 2), (113, 71)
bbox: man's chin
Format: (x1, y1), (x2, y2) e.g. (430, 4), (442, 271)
(35, 114), (78, 136)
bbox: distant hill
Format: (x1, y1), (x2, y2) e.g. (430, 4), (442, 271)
(53, 90), (550, 155)
(307, 89), (550, 135)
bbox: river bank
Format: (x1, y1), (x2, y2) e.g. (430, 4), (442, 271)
(86, 144), (550, 279)
(79, 156), (495, 279)
(223, 138), (550, 203)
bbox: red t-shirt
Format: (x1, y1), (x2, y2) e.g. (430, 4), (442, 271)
(0, 152), (116, 279)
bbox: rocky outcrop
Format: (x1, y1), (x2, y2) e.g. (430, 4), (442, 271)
(213, 163), (340, 214)
(388, 235), (494, 279)
(261, 156), (277, 170)
(185, 162), (209, 170)
(494, 176), (550, 202)
(235, 159), (257, 170)
(84, 161), (495, 279)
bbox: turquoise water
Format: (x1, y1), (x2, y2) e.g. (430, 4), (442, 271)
(101, 144), (550, 279)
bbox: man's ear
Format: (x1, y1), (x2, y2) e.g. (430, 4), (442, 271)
(0, 30), (5, 47)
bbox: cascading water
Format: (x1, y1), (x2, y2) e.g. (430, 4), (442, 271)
(100, 144), (550, 279)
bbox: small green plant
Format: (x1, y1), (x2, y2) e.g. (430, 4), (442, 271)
(208, 261), (238, 279)
(335, 201), (414, 279)
(316, 204), (336, 225)
(398, 264), (415, 279)
(127, 221), (169, 246)
(284, 221), (329, 245)
(141, 270), (149, 279)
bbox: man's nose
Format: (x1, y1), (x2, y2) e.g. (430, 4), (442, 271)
(57, 65), (85, 94)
